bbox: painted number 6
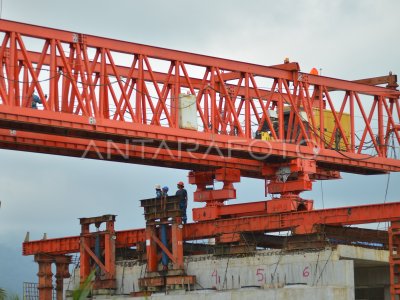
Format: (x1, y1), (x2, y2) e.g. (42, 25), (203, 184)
(302, 266), (310, 277)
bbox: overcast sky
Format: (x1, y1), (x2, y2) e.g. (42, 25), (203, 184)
(0, 0), (399, 295)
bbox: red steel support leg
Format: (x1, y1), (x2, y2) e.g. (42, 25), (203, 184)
(190, 168), (240, 221)
(80, 224), (90, 284)
(389, 221), (400, 300)
(55, 255), (72, 300)
(105, 220), (116, 281)
(171, 222), (184, 270)
(263, 159), (315, 213)
(146, 226), (158, 272)
(34, 254), (53, 300)
(79, 215), (117, 289)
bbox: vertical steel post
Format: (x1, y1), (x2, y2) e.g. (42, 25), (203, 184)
(105, 219), (116, 279)
(49, 39), (56, 111)
(136, 54), (143, 124)
(378, 96), (385, 155)
(79, 223), (90, 284)
(171, 222), (184, 270)
(349, 91), (355, 152)
(245, 72), (250, 139)
(8, 31), (16, 106)
(278, 79), (284, 140)
(146, 226), (158, 272)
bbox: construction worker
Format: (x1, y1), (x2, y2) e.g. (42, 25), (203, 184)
(161, 186), (169, 211)
(155, 184), (162, 199)
(162, 186), (169, 196)
(31, 94), (47, 109)
(310, 68), (319, 75)
(175, 181), (188, 224)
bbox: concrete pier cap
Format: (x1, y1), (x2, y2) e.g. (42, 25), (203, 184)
(64, 245), (391, 300)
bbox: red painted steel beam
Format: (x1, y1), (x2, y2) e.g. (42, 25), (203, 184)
(0, 106), (399, 174)
(186, 201), (400, 237)
(0, 129), (340, 180)
(23, 201), (400, 256)
(24, 235), (80, 255)
(303, 72), (400, 97)
(2, 19), (399, 97)
(0, 128), (263, 177)
(0, 20), (293, 80)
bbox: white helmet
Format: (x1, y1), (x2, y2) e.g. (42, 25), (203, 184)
(154, 184), (161, 189)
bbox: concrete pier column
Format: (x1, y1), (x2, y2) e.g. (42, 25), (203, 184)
(55, 255), (72, 300)
(34, 254), (53, 300)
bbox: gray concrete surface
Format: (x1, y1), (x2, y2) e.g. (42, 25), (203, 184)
(65, 245), (390, 300)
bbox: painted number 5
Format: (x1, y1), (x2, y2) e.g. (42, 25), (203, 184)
(256, 268), (265, 282)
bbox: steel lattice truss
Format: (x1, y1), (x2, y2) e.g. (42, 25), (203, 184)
(0, 20), (398, 299)
(0, 20), (399, 177)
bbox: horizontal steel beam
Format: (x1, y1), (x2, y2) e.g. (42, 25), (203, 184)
(0, 129), (340, 179)
(0, 106), (398, 174)
(0, 19), (292, 80)
(1, 19), (398, 97)
(0, 128), (263, 177)
(22, 201), (400, 255)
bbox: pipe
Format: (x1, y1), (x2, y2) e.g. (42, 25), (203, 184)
(95, 232), (101, 275)
(160, 224), (169, 268)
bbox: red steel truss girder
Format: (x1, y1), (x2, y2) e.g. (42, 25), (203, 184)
(0, 106), (399, 174)
(13, 48), (399, 142)
(0, 21), (398, 119)
(0, 129), (340, 179)
(23, 201), (400, 256)
(0, 20), (301, 83)
(0, 19), (398, 166)
(0, 20), (398, 97)
(0, 128), (263, 177)
(13, 48), (287, 102)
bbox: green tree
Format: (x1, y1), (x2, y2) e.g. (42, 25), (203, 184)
(72, 270), (95, 300)
(0, 289), (20, 300)
(0, 288), (6, 300)
(6, 294), (19, 300)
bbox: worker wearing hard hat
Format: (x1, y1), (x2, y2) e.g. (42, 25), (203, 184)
(162, 186), (169, 196)
(155, 184), (162, 199)
(310, 68), (319, 75)
(31, 93), (47, 109)
(176, 181), (188, 224)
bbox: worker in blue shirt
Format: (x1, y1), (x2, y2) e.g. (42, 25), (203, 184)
(175, 181), (188, 224)
(162, 186), (169, 196)
(31, 94), (47, 109)
(161, 186), (169, 212)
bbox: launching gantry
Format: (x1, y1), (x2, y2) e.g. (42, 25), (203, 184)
(0, 20), (398, 299)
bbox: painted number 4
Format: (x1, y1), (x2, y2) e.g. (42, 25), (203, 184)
(211, 269), (220, 285)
